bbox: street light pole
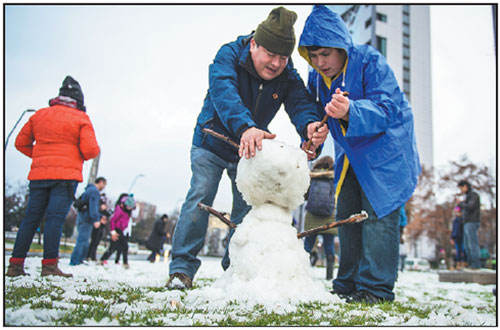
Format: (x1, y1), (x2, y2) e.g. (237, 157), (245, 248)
(5, 109), (36, 151)
(128, 174), (144, 193)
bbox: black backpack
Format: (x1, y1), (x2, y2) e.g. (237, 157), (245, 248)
(73, 194), (88, 212)
(305, 178), (335, 217)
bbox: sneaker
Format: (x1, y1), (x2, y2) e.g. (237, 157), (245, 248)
(347, 291), (386, 305)
(123, 264), (130, 269)
(330, 288), (353, 300)
(97, 260), (108, 266)
(166, 272), (193, 290)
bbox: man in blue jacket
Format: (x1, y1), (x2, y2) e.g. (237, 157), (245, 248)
(70, 177), (107, 266)
(298, 5), (421, 304)
(167, 6), (328, 290)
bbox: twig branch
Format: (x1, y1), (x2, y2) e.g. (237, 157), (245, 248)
(202, 128), (239, 150)
(304, 91), (349, 152)
(197, 202), (237, 229)
(297, 210), (367, 238)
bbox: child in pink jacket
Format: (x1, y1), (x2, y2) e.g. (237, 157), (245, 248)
(98, 194), (135, 268)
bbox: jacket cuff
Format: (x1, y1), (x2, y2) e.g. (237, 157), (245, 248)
(236, 122), (256, 138)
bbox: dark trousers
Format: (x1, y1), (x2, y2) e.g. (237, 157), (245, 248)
(12, 180), (77, 260)
(101, 230), (128, 264)
(87, 228), (104, 261)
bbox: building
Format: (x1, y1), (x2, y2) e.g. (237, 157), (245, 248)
(328, 5), (435, 260)
(328, 4), (434, 169)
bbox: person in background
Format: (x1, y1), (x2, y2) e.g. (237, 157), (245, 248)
(6, 75), (100, 277)
(450, 206), (466, 270)
(456, 180), (481, 270)
(303, 156), (337, 280)
(399, 207), (408, 272)
(298, 5), (421, 304)
(165, 215), (177, 246)
(70, 177), (107, 266)
(167, 6), (328, 290)
(146, 214), (169, 262)
(86, 204), (111, 261)
(98, 194), (136, 268)
(480, 246), (490, 269)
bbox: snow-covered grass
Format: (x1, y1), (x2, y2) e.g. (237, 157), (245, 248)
(4, 256), (497, 326)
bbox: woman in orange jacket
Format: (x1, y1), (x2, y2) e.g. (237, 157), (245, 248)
(6, 76), (100, 278)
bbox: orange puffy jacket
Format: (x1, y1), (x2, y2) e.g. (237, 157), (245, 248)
(15, 104), (100, 182)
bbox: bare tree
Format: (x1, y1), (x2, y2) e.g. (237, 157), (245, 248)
(406, 156), (496, 263)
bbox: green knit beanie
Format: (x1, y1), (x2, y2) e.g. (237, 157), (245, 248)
(254, 6), (298, 57)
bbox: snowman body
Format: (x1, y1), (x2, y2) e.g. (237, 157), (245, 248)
(209, 139), (338, 305)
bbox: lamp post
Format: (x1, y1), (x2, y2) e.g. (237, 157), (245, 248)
(128, 174), (144, 193)
(5, 109), (36, 151)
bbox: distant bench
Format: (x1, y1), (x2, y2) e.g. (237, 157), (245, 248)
(438, 270), (496, 285)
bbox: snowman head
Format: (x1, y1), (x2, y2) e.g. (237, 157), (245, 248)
(236, 139), (310, 211)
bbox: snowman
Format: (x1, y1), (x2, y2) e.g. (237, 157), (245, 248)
(197, 139), (339, 308)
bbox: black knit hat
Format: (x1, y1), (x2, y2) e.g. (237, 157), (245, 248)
(59, 76), (85, 110)
(254, 7), (297, 57)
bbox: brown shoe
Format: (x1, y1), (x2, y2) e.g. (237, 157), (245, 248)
(6, 263), (29, 277)
(41, 262), (73, 277)
(166, 272), (192, 290)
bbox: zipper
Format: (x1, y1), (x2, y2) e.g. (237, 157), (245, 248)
(253, 83), (263, 114)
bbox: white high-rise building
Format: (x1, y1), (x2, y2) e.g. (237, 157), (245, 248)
(329, 5), (434, 169)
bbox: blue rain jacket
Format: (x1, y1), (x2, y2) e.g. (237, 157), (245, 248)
(298, 5), (421, 218)
(192, 33), (322, 163)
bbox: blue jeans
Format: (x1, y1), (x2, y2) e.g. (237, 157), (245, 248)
(70, 213), (93, 265)
(332, 167), (399, 301)
(169, 146), (251, 279)
(454, 239), (466, 262)
(12, 180), (77, 260)
(463, 222), (481, 268)
(304, 234), (335, 257)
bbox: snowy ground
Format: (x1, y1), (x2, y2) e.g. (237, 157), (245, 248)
(4, 256), (497, 326)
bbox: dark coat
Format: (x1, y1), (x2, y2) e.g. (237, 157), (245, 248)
(459, 189), (481, 223)
(146, 218), (166, 251)
(305, 171), (335, 217)
(451, 216), (463, 240)
(192, 33), (321, 163)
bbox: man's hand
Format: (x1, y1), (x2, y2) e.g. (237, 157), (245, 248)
(301, 141), (318, 160)
(300, 121), (329, 160)
(325, 88), (350, 121)
(306, 121), (329, 147)
(239, 127), (276, 159)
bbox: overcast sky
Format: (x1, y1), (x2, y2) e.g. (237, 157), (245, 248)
(4, 4), (496, 216)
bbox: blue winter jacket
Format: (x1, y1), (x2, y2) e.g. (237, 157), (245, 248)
(79, 183), (101, 224)
(192, 33), (322, 163)
(298, 5), (421, 218)
(451, 216), (464, 240)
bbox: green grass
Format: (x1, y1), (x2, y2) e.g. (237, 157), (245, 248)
(4, 279), (496, 326)
(5, 238), (74, 253)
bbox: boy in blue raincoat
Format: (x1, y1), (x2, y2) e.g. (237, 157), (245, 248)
(166, 7), (328, 290)
(298, 5), (421, 304)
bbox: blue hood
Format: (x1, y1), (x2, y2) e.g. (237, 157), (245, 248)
(297, 5), (421, 218)
(298, 5), (353, 89)
(299, 5), (353, 51)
